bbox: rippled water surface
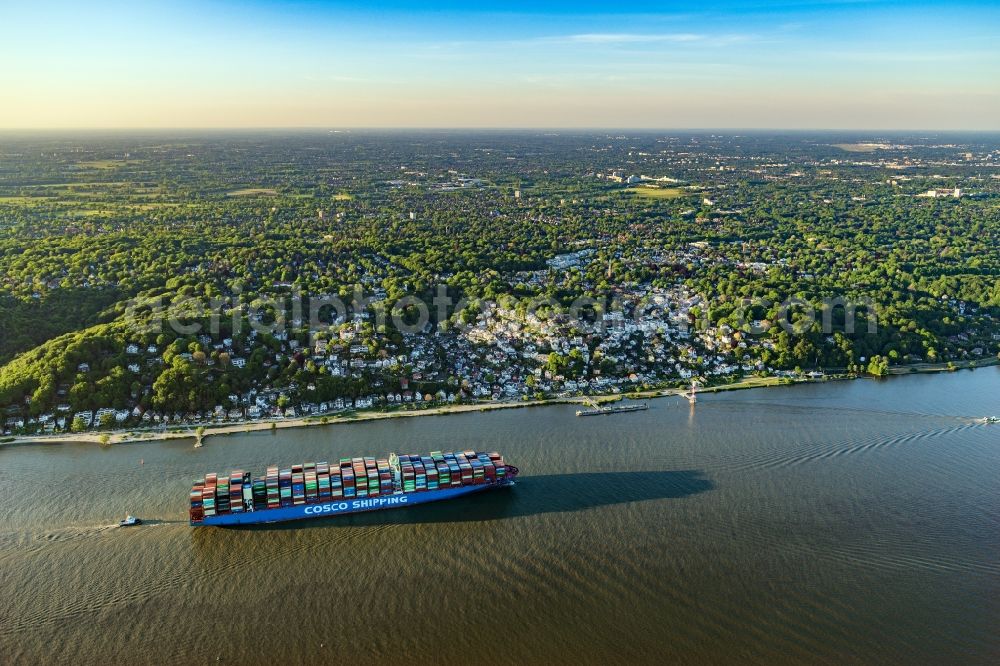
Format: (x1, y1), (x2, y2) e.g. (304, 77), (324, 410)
(2, 370), (999, 664)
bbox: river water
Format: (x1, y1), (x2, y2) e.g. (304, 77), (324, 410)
(2, 370), (998, 664)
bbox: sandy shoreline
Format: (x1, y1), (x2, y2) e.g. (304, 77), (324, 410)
(4, 359), (995, 448)
(3, 393), (628, 447)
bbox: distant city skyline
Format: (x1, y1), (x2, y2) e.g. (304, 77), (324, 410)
(2, 0), (999, 130)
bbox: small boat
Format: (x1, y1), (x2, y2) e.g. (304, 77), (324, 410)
(982, 416), (999, 424)
(118, 515), (142, 527)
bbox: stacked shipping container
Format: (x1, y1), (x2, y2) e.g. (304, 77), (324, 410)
(190, 451), (509, 524)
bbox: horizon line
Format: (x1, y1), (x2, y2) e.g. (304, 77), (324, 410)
(2, 126), (1000, 133)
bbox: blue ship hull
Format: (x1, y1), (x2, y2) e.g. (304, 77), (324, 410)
(196, 478), (514, 526)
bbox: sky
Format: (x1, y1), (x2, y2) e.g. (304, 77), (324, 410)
(1, 0), (998, 129)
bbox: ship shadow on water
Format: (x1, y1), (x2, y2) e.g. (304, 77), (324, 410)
(241, 470), (714, 531)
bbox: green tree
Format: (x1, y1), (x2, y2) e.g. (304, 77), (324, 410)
(867, 355), (889, 377)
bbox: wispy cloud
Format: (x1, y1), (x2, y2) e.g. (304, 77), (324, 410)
(537, 32), (756, 47)
(414, 31), (754, 54)
(556, 33), (705, 44)
(300, 74), (365, 83)
(823, 50), (994, 63)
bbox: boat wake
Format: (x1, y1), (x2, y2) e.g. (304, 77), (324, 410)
(721, 423), (983, 473)
(0, 519), (396, 639)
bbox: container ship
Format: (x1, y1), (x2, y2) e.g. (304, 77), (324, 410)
(189, 450), (518, 526)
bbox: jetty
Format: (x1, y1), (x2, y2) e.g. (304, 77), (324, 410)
(576, 403), (649, 417)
